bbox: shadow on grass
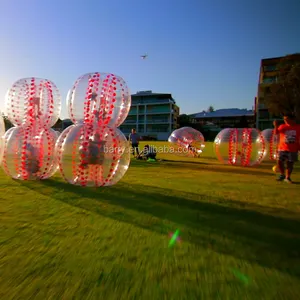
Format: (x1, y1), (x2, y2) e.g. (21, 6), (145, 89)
(131, 157), (299, 178)
(20, 179), (300, 278)
(161, 159), (214, 166)
(129, 160), (161, 168)
(161, 160), (275, 177)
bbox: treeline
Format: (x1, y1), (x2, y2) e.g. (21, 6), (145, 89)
(1, 114), (64, 131)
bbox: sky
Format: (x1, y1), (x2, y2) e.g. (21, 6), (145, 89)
(0, 0), (299, 119)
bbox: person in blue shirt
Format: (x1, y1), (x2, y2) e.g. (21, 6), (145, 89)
(128, 128), (140, 157)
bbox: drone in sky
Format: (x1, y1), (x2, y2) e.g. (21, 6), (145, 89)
(140, 54), (148, 59)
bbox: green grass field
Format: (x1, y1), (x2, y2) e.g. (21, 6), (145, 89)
(0, 142), (300, 300)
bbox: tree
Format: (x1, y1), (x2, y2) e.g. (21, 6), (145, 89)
(236, 115), (249, 128)
(178, 114), (192, 127)
(265, 53), (300, 120)
(207, 106), (214, 113)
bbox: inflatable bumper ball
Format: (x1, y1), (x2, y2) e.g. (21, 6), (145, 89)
(2, 125), (59, 180)
(67, 72), (131, 127)
(56, 124), (130, 187)
(214, 128), (265, 167)
(2, 77), (61, 180)
(57, 72), (131, 187)
(261, 129), (278, 161)
(168, 127), (205, 157)
(5, 77), (61, 128)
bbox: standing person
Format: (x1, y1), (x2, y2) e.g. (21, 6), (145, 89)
(78, 133), (106, 169)
(187, 143), (198, 157)
(273, 114), (300, 183)
(129, 128), (140, 157)
(24, 142), (40, 176)
(33, 97), (41, 119)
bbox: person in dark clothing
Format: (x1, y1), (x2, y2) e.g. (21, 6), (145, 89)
(144, 145), (156, 160)
(137, 144), (157, 160)
(25, 143), (40, 174)
(128, 128), (140, 157)
(79, 133), (106, 169)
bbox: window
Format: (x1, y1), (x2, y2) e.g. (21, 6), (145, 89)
(265, 87), (271, 94)
(138, 125), (144, 133)
(263, 76), (277, 84)
(259, 110), (270, 119)
(264, 65), (276, 72)
(138, 115), (144, 121)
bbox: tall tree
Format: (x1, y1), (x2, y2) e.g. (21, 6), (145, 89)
(236, 115), (249, 128)
(265, 53), (300, 120)
(178, 114), (192, 127)
(207, 105), (214, 113)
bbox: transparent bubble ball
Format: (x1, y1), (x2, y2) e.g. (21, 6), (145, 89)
(1, 125), (59, 180)
(214, 128), (265, 166)
(56, 124), (130, 187)
(5, 77), (61, 127)
(0, 114), (5, 164)
(261, 129), (278, 161)
(67, 72), (131, 127)
(168, 127), (205, 157)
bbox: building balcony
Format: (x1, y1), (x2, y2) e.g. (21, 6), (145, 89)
(146, 129), (171, 133)
(146, 111), (172, 115)
(123, 120), (137, 124)
(257, 103), (266, 109)
(128, 110), (137, 115)
(131, 100), (175, 105)
(262, 64), (277, 71)
(146, 120), (170, 124)
(259, 82), (273, 87)
(128, 111), (173, 116)
(260, 77), (277, 85)
(123, 119), (171, 124)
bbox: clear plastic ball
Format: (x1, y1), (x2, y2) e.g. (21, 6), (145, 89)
(0, 114), (5, 164)
(261, 129), (278, 160)
(56, 124), (130, 187)
(214, 128), (265, 166)
(5, 77), (61, 127)
(1, 125), (58, 180)
(67, 72), (131, 127)
(168, 127), (205, 157)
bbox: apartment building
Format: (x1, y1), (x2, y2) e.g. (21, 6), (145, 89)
(119, 91), (180, 140)
(255, 54), (300, 130)
(190, 108), (255, 128)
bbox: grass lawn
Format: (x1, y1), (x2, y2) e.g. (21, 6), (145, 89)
(0, 141), (300, 299)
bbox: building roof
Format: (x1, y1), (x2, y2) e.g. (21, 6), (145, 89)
(131, 90), (176, 104)
(261, 53), (300, 65)
(132, 91), (172, 97)
(261, 56), (283, 64)
(191, 108), (254, 119)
